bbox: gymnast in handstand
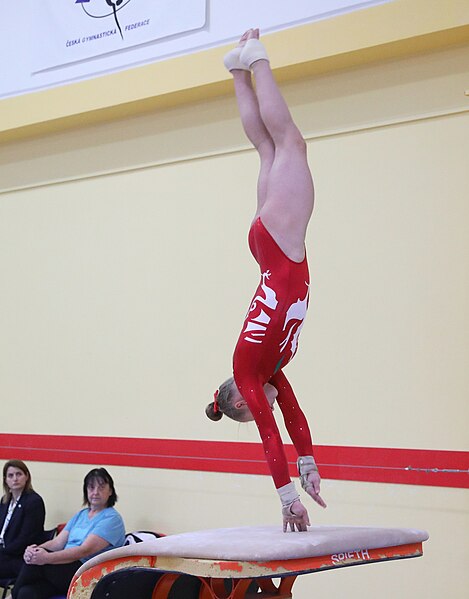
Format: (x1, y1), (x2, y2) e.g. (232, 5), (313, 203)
(206, 29), (326, 532)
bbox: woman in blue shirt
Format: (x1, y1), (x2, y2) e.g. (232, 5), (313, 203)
(12, 468), (125, 599)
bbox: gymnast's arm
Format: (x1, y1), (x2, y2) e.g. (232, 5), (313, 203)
(234, 374), (311, 531)
(270, 370), (326, 509)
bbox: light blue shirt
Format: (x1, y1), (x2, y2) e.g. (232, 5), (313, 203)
(64, 507), (125, 562)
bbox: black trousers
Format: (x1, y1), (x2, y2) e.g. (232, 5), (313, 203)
(12, 561), (82, 599)
(0, 552), (24, 578)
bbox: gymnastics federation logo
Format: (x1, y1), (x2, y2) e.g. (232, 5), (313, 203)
(75, 0), (134, 39)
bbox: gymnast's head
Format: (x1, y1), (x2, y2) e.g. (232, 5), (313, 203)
(206, 377), (278, 423)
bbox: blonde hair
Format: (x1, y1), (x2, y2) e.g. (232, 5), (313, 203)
(205, 377), (246, 422)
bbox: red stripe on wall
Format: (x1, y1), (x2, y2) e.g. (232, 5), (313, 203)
(0, 434), (467, 488)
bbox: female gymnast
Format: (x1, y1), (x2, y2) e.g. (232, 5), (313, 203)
(206, 30), (326, 532)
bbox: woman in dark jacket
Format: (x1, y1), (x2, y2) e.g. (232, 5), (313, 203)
(0, 460), (45, 579)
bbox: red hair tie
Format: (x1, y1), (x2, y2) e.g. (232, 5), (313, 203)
(213, 390), (219, 413)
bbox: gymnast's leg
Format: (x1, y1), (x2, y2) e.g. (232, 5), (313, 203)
(227, 32), (275, 214)
(240, 29), (314, 260)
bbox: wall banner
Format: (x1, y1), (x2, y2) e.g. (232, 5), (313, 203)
(33, 0), (207, 72)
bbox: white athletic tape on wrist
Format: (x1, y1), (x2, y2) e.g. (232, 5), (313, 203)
(223, 48), (250, 72)
(278, 481), (300, 516)
(297, 456), (318, 492)
(239, 39), (270, 68)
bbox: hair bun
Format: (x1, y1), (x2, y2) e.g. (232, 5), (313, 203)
(205, 402), (223, 421)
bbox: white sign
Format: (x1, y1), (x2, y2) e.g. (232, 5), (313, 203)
(33, 0), (207, 72)
(0, 0), (392, 99)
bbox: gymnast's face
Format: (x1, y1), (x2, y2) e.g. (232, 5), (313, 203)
(229, 382), (278, 422)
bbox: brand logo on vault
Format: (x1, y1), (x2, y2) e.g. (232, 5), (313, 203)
(75, 0), (134, 39)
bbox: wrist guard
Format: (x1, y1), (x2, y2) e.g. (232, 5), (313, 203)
(297, 455), (318, 492)
(277, 481), (300, 516)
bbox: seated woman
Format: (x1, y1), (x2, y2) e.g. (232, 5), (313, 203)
(0, 460), (46, 580)
(12, 467), (125, 599)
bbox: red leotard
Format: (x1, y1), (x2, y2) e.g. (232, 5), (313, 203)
(233, 217), (314, 489)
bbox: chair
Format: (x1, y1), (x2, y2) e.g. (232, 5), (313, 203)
(0, 577), (15, 599)
(0, 526), (59, 599)
(41, 525), (60, 543)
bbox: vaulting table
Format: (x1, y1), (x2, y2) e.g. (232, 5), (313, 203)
(68, 525), (429, 598)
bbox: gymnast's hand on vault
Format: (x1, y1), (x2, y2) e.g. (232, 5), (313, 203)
(304, 470), (327, 509)
(283, 499), (310, 532)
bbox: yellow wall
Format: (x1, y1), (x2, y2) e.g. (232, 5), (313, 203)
(0, 1), (468, 597)
(1, 45), (467, 448)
